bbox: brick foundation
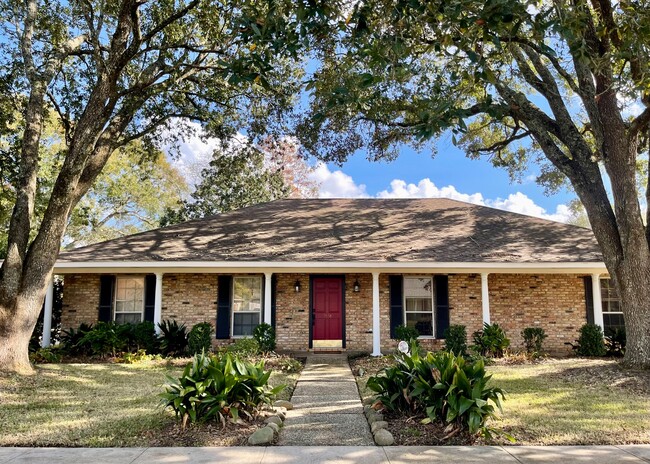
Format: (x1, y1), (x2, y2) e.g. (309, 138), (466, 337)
(61, 271), (588, 355)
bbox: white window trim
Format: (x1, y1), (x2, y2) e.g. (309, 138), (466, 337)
(600, 278), (623, 315)
(113, 276), (145, 323)
(231, 275), (263, 338)
(403, 275), (435, 338)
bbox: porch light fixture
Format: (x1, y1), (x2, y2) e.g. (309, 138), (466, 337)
(294, 280), (301, 293)
(353, 279), (361, 292)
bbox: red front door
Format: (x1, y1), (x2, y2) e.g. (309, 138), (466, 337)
(312, 277), (343, 341)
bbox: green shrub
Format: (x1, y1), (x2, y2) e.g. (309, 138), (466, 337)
(444, 325), (468, 355)
(575, 324), (607, 356)
(521, 327), (547, 356)
(29, 347), (63, 364)
(395, 324), (420, 342)
(367, 341), (507, 438)
(472, 323), (510, 358)
(158, 320), (189, 357)
(160, 352), (285, 427)
(253, 323), (276, 352)
(128, 321), (159, 353)
(188, 322), (214, 355)
(78, 322), (126, 357)
(226, 337), (260, 356)
(60, 323), (94, 355)
(605, 327), (626, 357)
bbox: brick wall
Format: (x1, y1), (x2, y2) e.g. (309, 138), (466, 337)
(488, 274), (586, 354)
(60, 271), (587, 354)
(275, 273), (310, 351)
(161, 273), (217, 329)
(345, 273), (373, 351)
(60, 274), (101, 330)
(449, 274), (484, 338)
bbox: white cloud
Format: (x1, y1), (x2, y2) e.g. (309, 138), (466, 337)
(486, 192), (573, 223)
(377, 178), (486, 204)
(313, 166), (573, 223)
(309, 163), (369, 198)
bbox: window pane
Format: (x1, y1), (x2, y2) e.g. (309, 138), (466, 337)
(604, 313), (625, 332)
(233, 313), (260, 336)
(115, 312), (143, 324)
(115, 277), (145, 321)
(406, 298), (432, 312)
(406, 312), (433, 336)
(233, 277), (262, 312)
(404, 278), (432, 298)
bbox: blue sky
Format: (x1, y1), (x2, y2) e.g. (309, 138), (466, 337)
(170, 121), (576, 223)
(312, 139), (575, 222)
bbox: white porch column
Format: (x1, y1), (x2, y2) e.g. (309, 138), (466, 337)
(371, 272), (382, 356)
(264, 272), (273, 325)
(41, 278), (54, 348)
(154, 272), (164, 335)
(592, 273), (604, 329)
(481, 273), (490, 325)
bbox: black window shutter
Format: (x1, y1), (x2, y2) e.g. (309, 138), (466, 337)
(435, 275), (450, 339)
(216, 275), (232, 339)
(143, 275), (156, 322)
(389, 275), (404, 339)
(98, 275), (115, 322)
(271, 274), (277, 330)
(583, 276), (594, 324)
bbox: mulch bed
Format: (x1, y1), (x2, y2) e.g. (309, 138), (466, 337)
(382, 412), (475, 446)
(143, 417), (269, 447)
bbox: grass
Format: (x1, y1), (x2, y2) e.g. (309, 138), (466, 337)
(488, 358), (650, 445)
(0, 359), (300, 447)
(352, 356), (650, 445)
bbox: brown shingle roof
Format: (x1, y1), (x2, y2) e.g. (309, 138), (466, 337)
(57, 198), (603, 263)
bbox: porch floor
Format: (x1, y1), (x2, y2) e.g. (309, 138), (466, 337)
(277, 355), (374, 446)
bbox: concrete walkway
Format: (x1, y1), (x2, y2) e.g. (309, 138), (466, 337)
(277, 354), (374, 446)
(1, 446), (649, 463)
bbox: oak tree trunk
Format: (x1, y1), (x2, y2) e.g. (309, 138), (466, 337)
(0, 286), (49, 374)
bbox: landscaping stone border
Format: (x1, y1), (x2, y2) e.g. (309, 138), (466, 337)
(248, 404), (292, 446)
(363, 399), (394, 446)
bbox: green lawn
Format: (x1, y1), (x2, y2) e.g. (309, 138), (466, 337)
(354, 357), (650, 445)
(489, 359), (650, 445)
(0, 360), (299, 447)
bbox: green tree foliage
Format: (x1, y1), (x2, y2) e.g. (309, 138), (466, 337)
(299, 0), (650, 367)
(0, 0), (318, 372)
(160, 142), (290, 225)
(0, 114), (188, 254)
(66, 145), (188, 247)
(161, 136), (318, 226)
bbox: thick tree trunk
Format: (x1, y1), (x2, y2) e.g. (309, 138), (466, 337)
(0, 287), (48, 374)
(611, 261), (650, 368)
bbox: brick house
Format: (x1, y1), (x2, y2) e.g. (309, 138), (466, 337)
(44, 198), (622, 355)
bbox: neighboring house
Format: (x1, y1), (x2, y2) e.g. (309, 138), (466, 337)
(44, 198), (621, 354)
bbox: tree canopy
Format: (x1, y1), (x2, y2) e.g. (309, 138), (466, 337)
(0, 0), (323, 373)
(161, 136), (318, 225)
(299, 0), (650, 367)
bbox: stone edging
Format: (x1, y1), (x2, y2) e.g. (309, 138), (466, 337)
(248, 400), (293, 445)
(362, 398), (395, 446)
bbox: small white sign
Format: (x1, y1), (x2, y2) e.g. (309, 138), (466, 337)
(397, 340), (409, 354)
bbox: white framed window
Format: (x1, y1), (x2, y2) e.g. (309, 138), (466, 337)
(600, 278), (624, 332)
(114, 277), (144, 324)
(232, 276), (262, 336)
(404, 276), (434, 337)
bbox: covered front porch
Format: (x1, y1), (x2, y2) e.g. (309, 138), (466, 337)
(45, 261), (608, 355)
